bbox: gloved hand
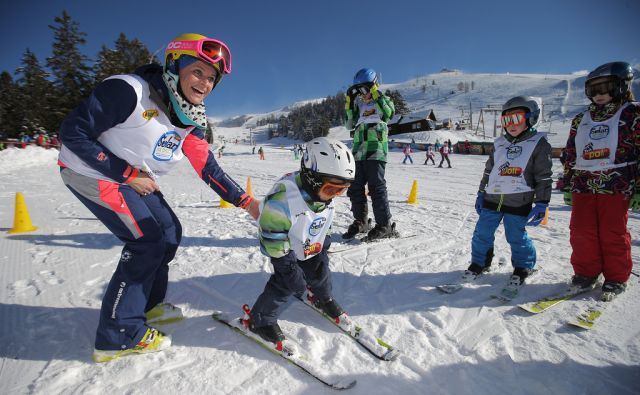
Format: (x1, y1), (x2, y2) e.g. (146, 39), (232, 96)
(527, 202), (548, 226)
(630, 191), (640, 211)
(563, 190), (572, 206)
(344, 94), (352, 111)
(370, 83), (380, 100)
(474, 191), (485, 215)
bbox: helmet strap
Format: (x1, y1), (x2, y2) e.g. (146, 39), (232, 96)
(300, 166), (326, 202)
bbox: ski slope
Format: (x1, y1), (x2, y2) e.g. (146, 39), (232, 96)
(0, 133), (638, 394)
(233, 68), (640, 148)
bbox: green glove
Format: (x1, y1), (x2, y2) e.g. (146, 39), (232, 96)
(344, 94), (351, 111)
(563, 190), (572, 206)
(630, 191), (640, 211)
(370, 83), (380, 100)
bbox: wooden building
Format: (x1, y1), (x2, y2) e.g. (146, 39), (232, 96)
(388, 110), (437, 136)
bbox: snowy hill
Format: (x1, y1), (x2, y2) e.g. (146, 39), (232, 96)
(218, 68), (640, 148)
(0, 143), (638, 395)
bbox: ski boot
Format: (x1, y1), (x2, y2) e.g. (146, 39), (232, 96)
(462, 262), (491, 282)
(342, 218), (371, 239)
(601, 281), (626, 302)
(512, 267), (534, 285)
(496, 268), (534, 301)
(92, 327), (171, 363)
(570, 274), (598, 291)
(250, 322), (285, 344)
(364, 222), (398, 242)
(314, 298), (345, 319)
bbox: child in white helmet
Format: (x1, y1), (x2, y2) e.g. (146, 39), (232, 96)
(247, 137), (355, 345)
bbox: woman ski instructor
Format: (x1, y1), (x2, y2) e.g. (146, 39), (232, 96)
(57, 33), (259, 362)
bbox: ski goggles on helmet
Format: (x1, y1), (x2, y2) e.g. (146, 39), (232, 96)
(319, 178), (351, 197)
(585, 78), (617, 98)
(166, 38), (232, 74)
(500, 111), (527, 128)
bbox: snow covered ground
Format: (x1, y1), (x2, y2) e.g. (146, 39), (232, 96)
(1, 130), (639, 394)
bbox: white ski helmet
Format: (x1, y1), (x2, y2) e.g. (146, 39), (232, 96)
(301, 137), (355, 192)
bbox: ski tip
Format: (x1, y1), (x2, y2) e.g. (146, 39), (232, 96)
(331, 378), (357, 390)
(381, 349), (401, 361)
(490, 294), (513, 302)
(517, 305), (541, 314)
(568, 321), (593, 330)
(436, 284), (463, 294)
(211, 310), (233, 322)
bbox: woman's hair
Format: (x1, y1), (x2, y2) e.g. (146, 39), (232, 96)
(623, 90), (635, 102)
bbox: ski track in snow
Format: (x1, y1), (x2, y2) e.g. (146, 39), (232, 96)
(0, 137), (638, 395)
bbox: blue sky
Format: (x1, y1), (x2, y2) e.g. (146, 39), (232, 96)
(3, 0), (639, 118)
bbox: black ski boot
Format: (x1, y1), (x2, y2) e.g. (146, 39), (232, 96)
(512, 267), (534, 285)
(250, 322), (285, 344)
(342, 218), (371, 239)
(571, 274), (598, 290)
(364, 222), (398, 242)
(601, 281), (626, 302)
(460, 262), (490, 281)
(467, 262), (491, 275)
(313, 298), (345, 319)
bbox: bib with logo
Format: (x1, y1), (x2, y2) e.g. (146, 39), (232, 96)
(573, 103), (629, 171)
(486, 133), (545, 194)
(356, 98), (383, 126)
(265, 174), (334, 261)
(59, 74), (194, 181)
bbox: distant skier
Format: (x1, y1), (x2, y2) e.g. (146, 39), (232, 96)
(248, 137), (354, 345)
(437, 143), (452, 168)
(424, 145), (436, 165)
(343, 67), (397, 240)
(258, 146), (265, 160)
(402, 144), (413, 164)
(57, 33), (259, 362)
(561, 61), (640, 301)
(467, 96), (552, 296)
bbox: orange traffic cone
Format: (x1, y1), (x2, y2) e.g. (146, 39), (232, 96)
(246, 177), (254, 197)
(407, 180), (418, 204)
(540, 207), (550, 225)
(219, 198), (233, 209)
(8, 192), (38, 234)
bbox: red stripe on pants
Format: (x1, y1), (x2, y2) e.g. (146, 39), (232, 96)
(97, 180), (144, 238)
(570, 193), (632, 283)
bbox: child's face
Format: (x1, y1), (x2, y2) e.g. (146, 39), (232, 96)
(586, 77), (614, 106)
(360, 92), (373, 101)
(503, 110), (528, 137)
(591, 92), (613, 106)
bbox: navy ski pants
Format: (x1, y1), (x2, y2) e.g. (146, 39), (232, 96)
(251, 237), (333, 327)
(61, 168), (181, 350)
(347, 160), (392, 225)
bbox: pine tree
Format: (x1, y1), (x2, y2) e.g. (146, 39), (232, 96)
(94, 33), (157, 82)
(47, 10), (93, 127)
(0, 71), (24, 138)
(16, 49), (56, 134)
(385, 90), (410, 114)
